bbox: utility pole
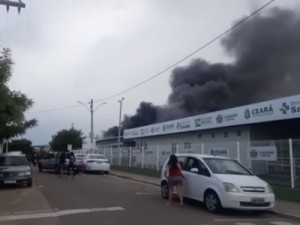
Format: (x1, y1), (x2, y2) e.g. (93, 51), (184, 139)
(77, 99), (106, 146)
(90, 99), (94, 144)
(117, 98), (125, 149)
(0, 0), (25, 14)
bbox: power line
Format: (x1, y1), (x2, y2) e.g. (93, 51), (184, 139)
(27, 104), (84, 114)
(28, 0), (274, 114)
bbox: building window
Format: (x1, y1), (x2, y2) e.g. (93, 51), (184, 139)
(143, 142), (148, 150)
(184, 142), (191, 149)
(171, 143), (177, 154)
(224, 132), (228, 138)
(211, 133), (215, 138)
(237, 130), (241, 136)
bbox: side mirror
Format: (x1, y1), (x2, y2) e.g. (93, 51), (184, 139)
(190, 168), (199, 173)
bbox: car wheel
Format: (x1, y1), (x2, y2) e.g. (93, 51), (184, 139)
(204, 191), (221, 213)
(38, 163), (43, 172)
(161, 181), (169, 199)
(104, 171), (109, 175)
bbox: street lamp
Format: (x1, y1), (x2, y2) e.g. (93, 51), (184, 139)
(77, 99), (106, 146)
(117, 98), (125, 149)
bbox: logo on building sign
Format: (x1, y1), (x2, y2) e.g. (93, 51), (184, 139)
(195, 118), (201, 127)
(245, 105), (274, 119)
(210, 149), (227, 156)
(151, 126), (160, 134)
(140, 128), (149, 136)
(224, 113), (238, 121)
(244, 109), (251, 119)
(250, 149), (258, 159)
(280, 102), (290, 114)
(195, 117), (212, 127)
(131, 130), (139, 136)
(216, 115), (223, 123)
(163, 123), (175, 132)
(124, 131), (131, 137)
(176, 121), (190, 130)
(280, 101), (300, 114)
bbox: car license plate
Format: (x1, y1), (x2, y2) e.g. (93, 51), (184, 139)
(4, 180), (16, 184)
(251, 198), (265, 204)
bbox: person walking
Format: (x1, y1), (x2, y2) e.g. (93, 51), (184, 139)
(166, 154), (184, 207)
(67, 152), (76, 178)
(58, 151), (66, 177)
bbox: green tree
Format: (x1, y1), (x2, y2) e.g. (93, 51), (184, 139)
(0, 49), (37, 145)
(49, 128), (85, 151)
(8, 139), (33, 155)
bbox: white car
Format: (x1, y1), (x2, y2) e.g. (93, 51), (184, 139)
(160, 153), (275, 213)
(83, 154), (110, 174)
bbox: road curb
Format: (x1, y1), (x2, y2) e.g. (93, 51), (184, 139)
(111, 171), (300, 221)
(267, 210), (300, 222)
(110, 172), (160, 187)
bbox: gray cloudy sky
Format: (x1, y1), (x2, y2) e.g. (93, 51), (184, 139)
(0, 0), (298, 145)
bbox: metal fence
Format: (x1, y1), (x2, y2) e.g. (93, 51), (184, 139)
(249, 139), (300, 188)
(97, 139), (300, 189)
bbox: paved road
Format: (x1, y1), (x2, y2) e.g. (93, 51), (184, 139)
(0, 168), (299, 225)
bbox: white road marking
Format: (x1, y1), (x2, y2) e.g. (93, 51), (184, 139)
(12, 208), (59, 215)
(270, 222), (297, 225)
(136, 192), (159, 195)
(0, 206), (125, 222)
(235, 223), (256, 225)
(150, 224), (169, 225)
(214, 218), (281, 222)
(37, 185), (44, 188)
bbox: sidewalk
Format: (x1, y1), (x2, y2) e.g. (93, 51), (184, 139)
(111, 170), (300, 220)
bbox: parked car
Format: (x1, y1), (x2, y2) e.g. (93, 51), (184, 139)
(160, 153), (275, 213)
(38, 152), (60, 173)
(0, 152), (32, 187)
(38, 152), (79, 173)
(83, 154), (110, 174)
(75, 153), (85, 171)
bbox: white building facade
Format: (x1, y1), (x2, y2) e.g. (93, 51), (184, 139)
(122, 94), (300, 170)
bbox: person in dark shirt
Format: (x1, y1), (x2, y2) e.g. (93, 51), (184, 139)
(67, 152), (76, 177)
(58, 151), (66, 177)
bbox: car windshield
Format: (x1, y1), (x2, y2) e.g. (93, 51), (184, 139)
(0, 156), (29, 166)
(203, 158), (252, 175)
(89, 155), (106, 160)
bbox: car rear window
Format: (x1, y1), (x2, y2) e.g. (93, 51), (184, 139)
(0, 156), (29, 166)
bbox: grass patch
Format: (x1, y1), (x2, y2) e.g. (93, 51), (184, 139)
(273, 186), (300, 203)
(111, 165), (160, 178)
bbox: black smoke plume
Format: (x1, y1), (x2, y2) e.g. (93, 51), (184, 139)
(102, 126), (119, 138)
(104, 7), (300, 135)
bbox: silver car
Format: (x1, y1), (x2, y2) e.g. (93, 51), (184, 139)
(0, 152), (32, 187)
(83, 154), (110, 174)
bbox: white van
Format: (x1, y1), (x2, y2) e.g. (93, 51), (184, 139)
(160, 153), (275, 213)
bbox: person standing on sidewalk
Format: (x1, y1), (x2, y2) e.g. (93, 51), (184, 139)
(166, 154), (184, 207)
